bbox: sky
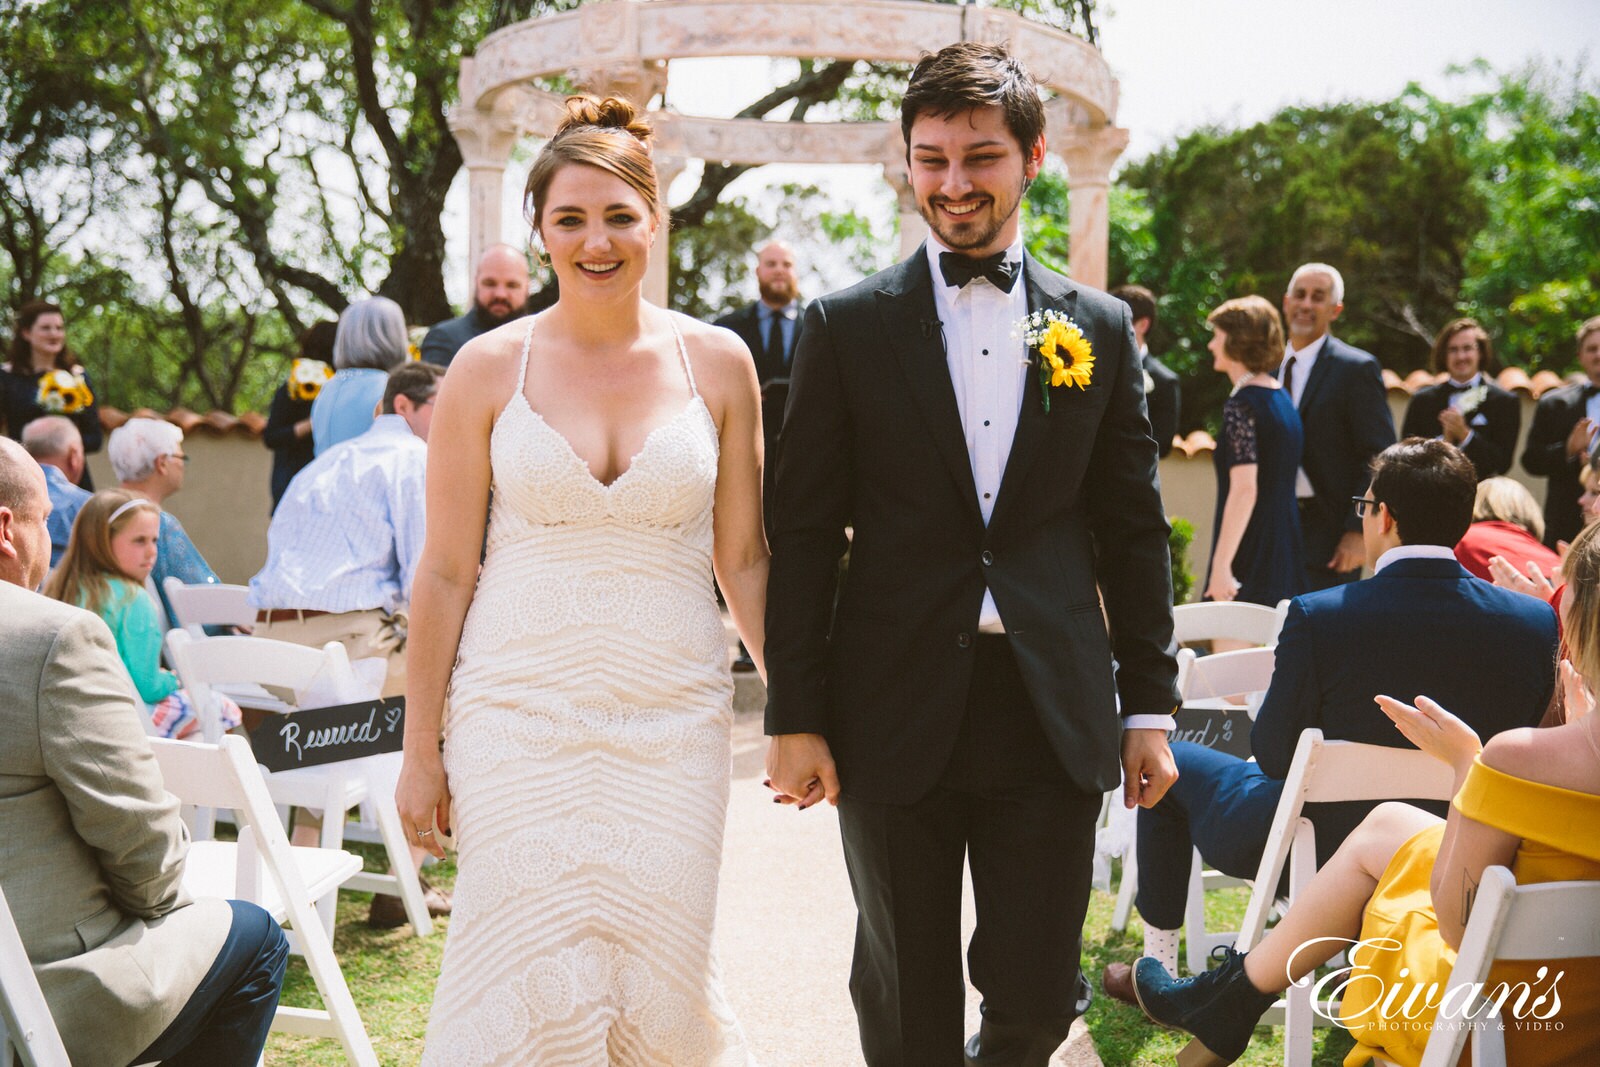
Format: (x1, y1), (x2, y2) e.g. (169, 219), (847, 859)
(442, 0), (1600, 303)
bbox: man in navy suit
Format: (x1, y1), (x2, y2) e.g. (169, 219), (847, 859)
(1101, 438), (1557, 1003)
(1279, 263), (1396, 590)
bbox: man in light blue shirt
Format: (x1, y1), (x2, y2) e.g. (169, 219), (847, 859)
(20, 416), (92, 569)
(249, 362), (442, 699)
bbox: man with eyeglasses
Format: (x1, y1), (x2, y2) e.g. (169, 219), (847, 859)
(1102, 438), (1557, 1005)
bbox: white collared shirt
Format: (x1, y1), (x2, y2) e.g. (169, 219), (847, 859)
(1372, 543), (1457, 575)
(925, 238), (1175, 732)
(1284, 333), (1330, 498)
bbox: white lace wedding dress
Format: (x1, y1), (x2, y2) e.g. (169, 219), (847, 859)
(423, 316), (753, 1065)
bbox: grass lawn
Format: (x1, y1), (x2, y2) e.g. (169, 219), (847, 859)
(268, 844), (1356, 1066)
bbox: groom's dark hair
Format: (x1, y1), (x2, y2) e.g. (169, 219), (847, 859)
(901, 42), (1046, 160)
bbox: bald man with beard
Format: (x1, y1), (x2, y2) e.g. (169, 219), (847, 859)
(715, 240), (806, 495)
(421, 244), (532, 369)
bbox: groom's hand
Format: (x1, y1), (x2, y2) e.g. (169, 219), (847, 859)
(1121, 728), (1178, 810)
(765, 733), (841, 810)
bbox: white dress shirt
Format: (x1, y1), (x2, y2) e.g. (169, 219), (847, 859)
(1283, 333), (1329, 498)
(248, 415), (428, 614)
(1372, 543), (1457, 574)
(925, 237), (1174, 732)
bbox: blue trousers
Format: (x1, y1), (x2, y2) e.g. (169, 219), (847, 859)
(130, 900), (289, 1067)
(1134, 742), (1283, 931)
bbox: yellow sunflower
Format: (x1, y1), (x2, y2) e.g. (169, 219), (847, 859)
(1039, 321), (1095, 389)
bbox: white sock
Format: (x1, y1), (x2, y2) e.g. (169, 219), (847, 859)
(1143, 926), (1180, 974)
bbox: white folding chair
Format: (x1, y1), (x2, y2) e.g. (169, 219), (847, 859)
(1370, 867), (1600, 1067)
(1110, 645), (1278, 939)
(162, 577), (254, 637)
(150, 736), (377, 1067)
(0, 885), (70, 1067)
(165, 631), (433, 937)
(1234, 729), (1458, 1066)
(1171, 599), (1290, 649)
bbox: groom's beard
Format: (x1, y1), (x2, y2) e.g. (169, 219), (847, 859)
(919, 175), (1029, 254)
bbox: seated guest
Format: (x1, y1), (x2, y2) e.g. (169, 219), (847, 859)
(1455, 476), (1560, 582)
(1102, 439), (1558, 1003)
(311, 296), (409, 455)
(1133, 522), (1600, 1067)
(1402, 317), (1520, 480)
(108, 417), (218, 626)
(45, 491), (241, 738)
(264, 320), (337, 511)
(0, 438), (288, 1066)
(19, 414), (90, 568)
(248, 362), (450, 927)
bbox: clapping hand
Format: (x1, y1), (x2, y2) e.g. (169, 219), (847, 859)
(1375, 694), (1483, 776)
(1487, 554), (1558, 599)
(1437, 407), (1469, 446)
(1567, 416), (1597, 459)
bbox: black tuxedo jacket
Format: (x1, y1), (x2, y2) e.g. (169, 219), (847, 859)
(764, 248), (1179, 804)
(1143, 351), (1181, 457)
(1522, 381), (1594, 547)
(1401, 379), (1520, 481)
(1289, 336), (1397, 566)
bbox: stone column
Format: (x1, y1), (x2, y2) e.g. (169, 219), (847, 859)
(1055, 125), (1129, 289)
(883, 157), (927, 260)
(644, 155), (687, 308)
(448, 105), (523, 292)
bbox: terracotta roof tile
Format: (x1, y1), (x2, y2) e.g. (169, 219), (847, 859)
(1382, 367), (1574, 399)
(98, 406), (265, 437)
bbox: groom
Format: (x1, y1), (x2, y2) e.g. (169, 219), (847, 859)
(764, 42), (1181, 1067)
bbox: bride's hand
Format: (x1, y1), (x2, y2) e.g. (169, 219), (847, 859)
(1375, 694), (1482, 776)
(396, 749), (452, 860)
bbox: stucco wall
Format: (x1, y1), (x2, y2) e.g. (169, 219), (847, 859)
(83, 391), (1552, 599)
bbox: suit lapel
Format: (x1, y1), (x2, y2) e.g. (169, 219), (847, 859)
(989, 258), (1077, 531)
(876, 249), (982, 520)
(1297, 336), (1337, 414)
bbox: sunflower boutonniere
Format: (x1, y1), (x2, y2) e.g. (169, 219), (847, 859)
(36, 368), (94, 415)
(1017, 309), (1093, 412)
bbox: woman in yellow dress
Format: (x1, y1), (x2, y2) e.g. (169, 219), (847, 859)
(1130, 523), (1600, 1067)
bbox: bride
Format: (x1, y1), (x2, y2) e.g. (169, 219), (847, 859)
(396, 96), (767, 1065)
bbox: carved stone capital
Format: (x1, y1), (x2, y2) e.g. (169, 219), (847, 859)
(1055, 125), (1130, 188)
(448, 103), (522, 170)
(571, 60), (669, 106)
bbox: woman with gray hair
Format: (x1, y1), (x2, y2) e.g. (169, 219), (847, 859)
(310, 296), (410, 454)
(108, 416), (220, 625)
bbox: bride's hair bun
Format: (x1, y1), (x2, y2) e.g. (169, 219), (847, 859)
(558, 95), (653, 147)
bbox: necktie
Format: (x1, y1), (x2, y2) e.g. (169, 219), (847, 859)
(764, 312), (787, 369)
(939, 251), (1020, 293)
(1281, 355), (1298, 398)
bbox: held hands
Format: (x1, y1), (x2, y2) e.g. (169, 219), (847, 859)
(1121, 728), (1178, 810)
(1375, 694), (1483, 776)
(1327, 530), (1365, 573)
(395, 748), (452, 860)
(764, 733), (840, 811)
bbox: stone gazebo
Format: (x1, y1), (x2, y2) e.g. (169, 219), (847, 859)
(448, 0), (1128, 302)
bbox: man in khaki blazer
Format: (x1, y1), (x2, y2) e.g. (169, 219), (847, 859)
(0, 439), (288, 1067)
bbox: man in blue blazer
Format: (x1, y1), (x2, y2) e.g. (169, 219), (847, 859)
(1102, 438), (1557, 1002)
(1279, 263), (1397, 590)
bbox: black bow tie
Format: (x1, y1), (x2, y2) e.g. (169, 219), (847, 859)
(1448, 380), (1476, 393)
(1584, 384), (1600, 400)
(939, 251), (1020, 293)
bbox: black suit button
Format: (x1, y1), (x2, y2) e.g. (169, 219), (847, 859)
(957, 632), (972, 649)
(980, 550), (994, 566)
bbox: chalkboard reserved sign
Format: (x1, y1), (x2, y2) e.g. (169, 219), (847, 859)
(1171, 703), (1253, 760)
(250, 697), (405, 772)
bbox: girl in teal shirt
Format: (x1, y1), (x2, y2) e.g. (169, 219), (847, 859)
(46, 490), (239, 738)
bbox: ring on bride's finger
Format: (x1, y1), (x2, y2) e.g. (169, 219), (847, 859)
(416, 828), (434, 839)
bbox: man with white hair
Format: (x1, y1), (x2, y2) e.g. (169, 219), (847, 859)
(1278, 262), (1396, 590)
(20, 414), (91, 567)
(109, 417), (219, 623)
(420, 243), (531, 369)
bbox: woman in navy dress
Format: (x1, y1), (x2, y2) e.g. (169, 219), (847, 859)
(1204, 296), (1305, 607)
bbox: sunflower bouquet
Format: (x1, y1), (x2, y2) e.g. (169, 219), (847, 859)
(36, 368), (94, 415)
(288, 358), (335, 402)
(1017, 310), (1094, 412)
